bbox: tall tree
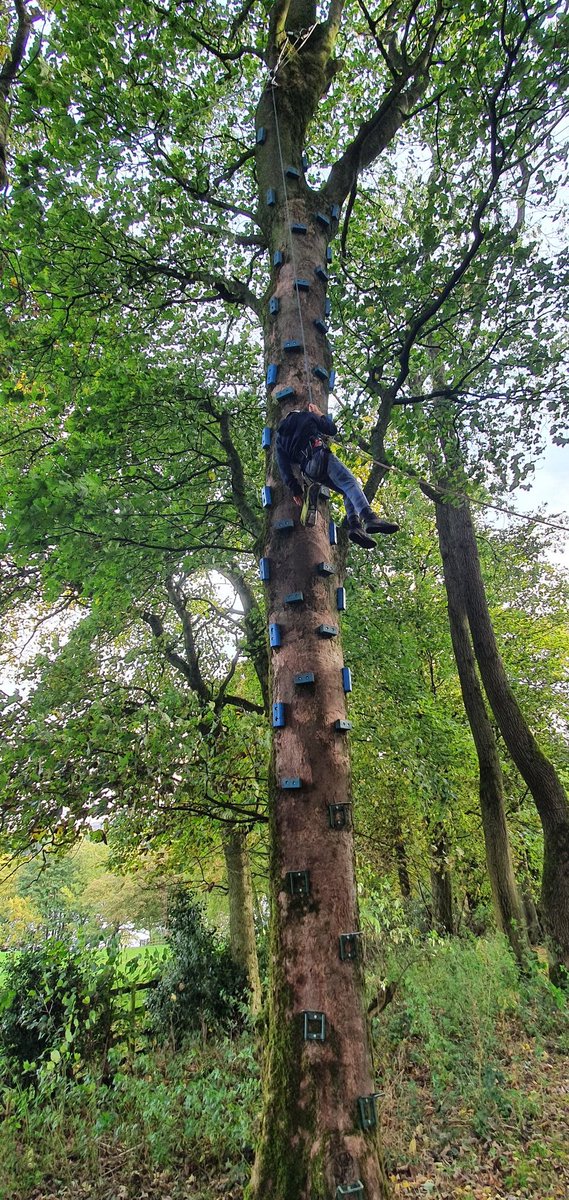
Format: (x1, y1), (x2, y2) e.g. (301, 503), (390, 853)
(2, 0), (569, 1194)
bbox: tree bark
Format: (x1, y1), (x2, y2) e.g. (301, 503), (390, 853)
(429, 823), (454, 935)
(436, 500), (530, 966)
(222, 825), (263, 1014)
(250, 61), (389, 1200)
(438, 497), (569, 984)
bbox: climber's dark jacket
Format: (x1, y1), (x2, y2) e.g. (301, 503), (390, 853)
(275, 410), (338, 496)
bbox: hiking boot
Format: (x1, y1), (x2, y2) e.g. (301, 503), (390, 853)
(345, 516), (377, 550)
(349, 526), (377, 549)
(362, 509), (399, 535)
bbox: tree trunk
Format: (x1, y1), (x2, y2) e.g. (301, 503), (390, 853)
(249, 83), (389, 1200)
(222, 826), (262, 1015)
(439, 497), (569, 984)
(429, 823), (454, 934)
(436, 501), (530, 966)
(521, 877), (543, 947)
(395, 835), (412, 901)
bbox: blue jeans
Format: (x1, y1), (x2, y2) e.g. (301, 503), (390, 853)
(304, 450), (369, 522)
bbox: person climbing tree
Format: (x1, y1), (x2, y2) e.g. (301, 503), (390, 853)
(275, 402), (399, 547)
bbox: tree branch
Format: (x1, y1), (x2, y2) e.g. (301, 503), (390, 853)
(0, 0), (38, 188)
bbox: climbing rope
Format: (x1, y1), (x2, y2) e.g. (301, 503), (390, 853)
(270, 80), (316, 408)
(339, 438), (569, 536)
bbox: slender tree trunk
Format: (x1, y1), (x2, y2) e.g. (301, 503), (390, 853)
(429, 823), (454, 934)
(439, 497), (569, 983)
(521, 877), (543, 947)
(436, 501), (530, 966)
(222, 826), (262, 1014)
(395, 834), (412, 901)
(249, 75), (389, 1200)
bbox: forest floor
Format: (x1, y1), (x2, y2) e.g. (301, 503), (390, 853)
(383, 1028), (569, 1200)
(14, 1009), (569, 1200)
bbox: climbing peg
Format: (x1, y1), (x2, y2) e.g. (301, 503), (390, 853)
(284, 339), (303, 352)
(273, 518), (294, 533)
(329, 520), (337, 545)
(303, 1011), (326, 1042)
(269, 623), (282, 647)
(262, 426), (272, 449)
(290, 222), (308, 235)
(294, 671), (315, 685)
(341, 667), (352, 692)
(329, 369), (336, 389)
(336, 1184), (364, 1198)
(326, 245), (333, 263)
(334, 719), (352, 731)
(313, 365), (329, 382)
(357, 1095), (380, 1131)
(317, 624), (338, 638)
(325, 298), (332, 317)
(275, 385), (296, 401)
(266, 363), (278, 386)
(259, 558), (270, 581)
(269, 296), (280, 315)
(336, 587), (347, 611)
(314, 265), (329, 283)
(281, 777), (302, 790)
(272, 702), (285, 728)
(285, 165), (300, 179)
(313, 318), (328, 335)
(266, 187), (276, 206)
(294, 278), (310, 291)
(273, 250), (283, 267)
(317, 561), (335, 576)
(284, 591), (304, 604)
(331, 203), (341, 220)
(261, 485), (272, 507)
(287, 869), (310, 895)
(339, 932), (361, 960)
(256, 126), (267, 144)
(315, 211), (331, 229)
(328, 803), (350, 829)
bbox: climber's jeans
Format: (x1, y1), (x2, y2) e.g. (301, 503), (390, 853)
(304, 450), (369, 522)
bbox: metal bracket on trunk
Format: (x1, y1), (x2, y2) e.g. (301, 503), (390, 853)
(286, 870), (310, 896)
(357, 1093), (381, 1131)
(328, 803), (350, 830)
(339, 932), (362, 961)
(302, 1010), (326, 1041)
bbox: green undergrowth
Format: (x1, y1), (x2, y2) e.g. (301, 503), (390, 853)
(0, 935), (567, 1200)
(0, 1036), (260, 1200)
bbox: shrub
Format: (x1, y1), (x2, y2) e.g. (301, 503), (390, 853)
(0, 927), (119, 1083)
(147, 890), (248, 1046)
